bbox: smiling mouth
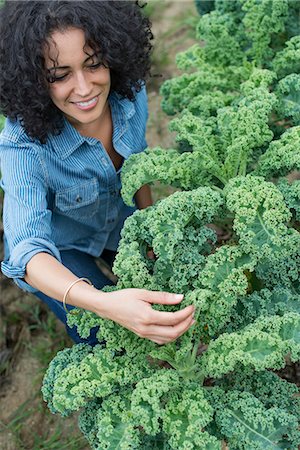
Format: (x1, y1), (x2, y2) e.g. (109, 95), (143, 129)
(73, 95), (99, 107)
(71, 94), (100, 111)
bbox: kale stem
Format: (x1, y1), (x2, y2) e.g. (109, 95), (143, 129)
(211, 185), (224, 193)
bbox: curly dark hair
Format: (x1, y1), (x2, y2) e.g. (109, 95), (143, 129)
(0, 0), (153, 142)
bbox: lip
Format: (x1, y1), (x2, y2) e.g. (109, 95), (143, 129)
(71, 94), (100, 111)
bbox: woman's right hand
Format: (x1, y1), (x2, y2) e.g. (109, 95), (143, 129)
(95, 288), (195, 345)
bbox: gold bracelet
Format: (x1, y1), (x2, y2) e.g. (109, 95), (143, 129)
(62, 277), (93, 312)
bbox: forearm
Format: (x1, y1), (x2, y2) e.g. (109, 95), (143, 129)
(25, 252), (104, 314)
(24, 252), (195, 345)
(134, 184), (152, 209)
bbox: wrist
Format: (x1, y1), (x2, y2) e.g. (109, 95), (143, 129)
(67, 281), (109, 315)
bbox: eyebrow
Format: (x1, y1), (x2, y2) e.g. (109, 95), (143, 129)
(47, 53), (98, 72)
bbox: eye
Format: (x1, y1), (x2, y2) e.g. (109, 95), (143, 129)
(87, 61), (104, 70)
(47, 73), (69, 83)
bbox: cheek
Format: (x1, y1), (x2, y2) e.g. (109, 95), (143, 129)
(97, 68), (111, 86)
(49, 85), (68, 105)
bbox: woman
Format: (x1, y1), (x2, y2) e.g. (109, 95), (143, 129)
(0, 1), (195, 345)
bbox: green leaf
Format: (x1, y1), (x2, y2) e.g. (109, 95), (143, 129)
(162, 385), (221, 450)
(276, 74), (300, 124)
(131, 370), (181, 435)
(213, 390), (298, 450)
(255, 127), (300, 178)
(80, 392), (141, 450)
(225, 175), (292, 254)
(199, 313), (300, 379)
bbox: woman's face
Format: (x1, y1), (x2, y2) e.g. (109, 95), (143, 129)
(45, 27), (111, 132)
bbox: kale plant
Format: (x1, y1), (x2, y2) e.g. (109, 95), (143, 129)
(42, 1), (300, 448)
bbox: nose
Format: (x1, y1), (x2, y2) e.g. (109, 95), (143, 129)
(73, 71), (92, 97)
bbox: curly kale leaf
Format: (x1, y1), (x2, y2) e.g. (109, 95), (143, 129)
(42, 344), (93, 416)
(79, 391), (141, 450)
(130, 370), (181, 436)
(123, 84), (277, 200)
(223, 287), (300, 333)
(121, 147), (211, 207)
(42, 343), (156, 417)
(195, 245), (257, 336)
(215, 369), (300, 448)
(169, 113), (227, 184)
(175, 44), (205, 70)
(160, 64), (248, 117)
(79, 377), (219, 450)
(276, 73), (300, 125)
(255, 126), (300, 178)
(115, 187), (223, 294)
(255, 234), (300, 290)
(218, 369), (300, 421)
(277, 178), (300, 221)
(169, 86), (276, 183)
(272, 36), (300, 78)
(242, 0), (289, 64)
(43, 346), (119, 415)
(78, 400), (103, 450)
(199, 312), (300, 379)
(221, 88), (276, 179)
(149, 246), (258, 351)
(130, 368), (219, 447)
(224, 174), (300, 290)
(209, 388), (300, 450)
(240, 68), (277, 95)
(196, 10), (245, 67)
(162, 385), (220, 450)
(225, 175), (292, 254)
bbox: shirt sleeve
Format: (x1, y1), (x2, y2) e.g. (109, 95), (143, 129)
(0, 141), (61, 292)
(136, 85), (149, 152)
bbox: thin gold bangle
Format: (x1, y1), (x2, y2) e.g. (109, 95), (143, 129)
(62, 277), (93, 313)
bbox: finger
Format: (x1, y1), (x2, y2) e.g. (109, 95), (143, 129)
(145, 314), (195, 344)
(142, 290), (184, 305)
(149, 305), (195, 326)
(150, 317), (196, 345)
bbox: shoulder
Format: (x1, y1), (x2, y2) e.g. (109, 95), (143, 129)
(133, 85), (148, 118)
(0, 117), (54, 159)
(110, 85), (148, 121)
(0, 117), (34, 146)
(133, 85), (148, 104)
(0, 118), (47, 179)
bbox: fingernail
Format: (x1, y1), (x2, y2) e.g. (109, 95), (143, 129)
(191, 319), (196, 325)
(175, 294), (184, 300)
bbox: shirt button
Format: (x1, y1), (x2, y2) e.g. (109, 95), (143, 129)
(76, 195), (82, 203)
(101, 157), (108, 167)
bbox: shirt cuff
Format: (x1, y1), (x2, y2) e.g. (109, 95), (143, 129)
(1, 238), (62, 293)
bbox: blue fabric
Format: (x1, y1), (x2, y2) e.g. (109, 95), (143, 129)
(34, 248), (116, 345)
(0, 87), (148, 292)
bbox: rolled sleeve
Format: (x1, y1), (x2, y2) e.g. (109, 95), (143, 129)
(0, 141), (60, 292)
(1, 237), (62, 292)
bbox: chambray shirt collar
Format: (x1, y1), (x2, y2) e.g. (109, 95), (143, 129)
(49, 91), (136, 160)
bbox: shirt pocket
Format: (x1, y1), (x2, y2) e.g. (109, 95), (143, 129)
(54, 177), (100, 220)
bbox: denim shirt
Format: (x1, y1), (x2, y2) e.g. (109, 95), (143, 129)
(0, 87), (148, 292)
